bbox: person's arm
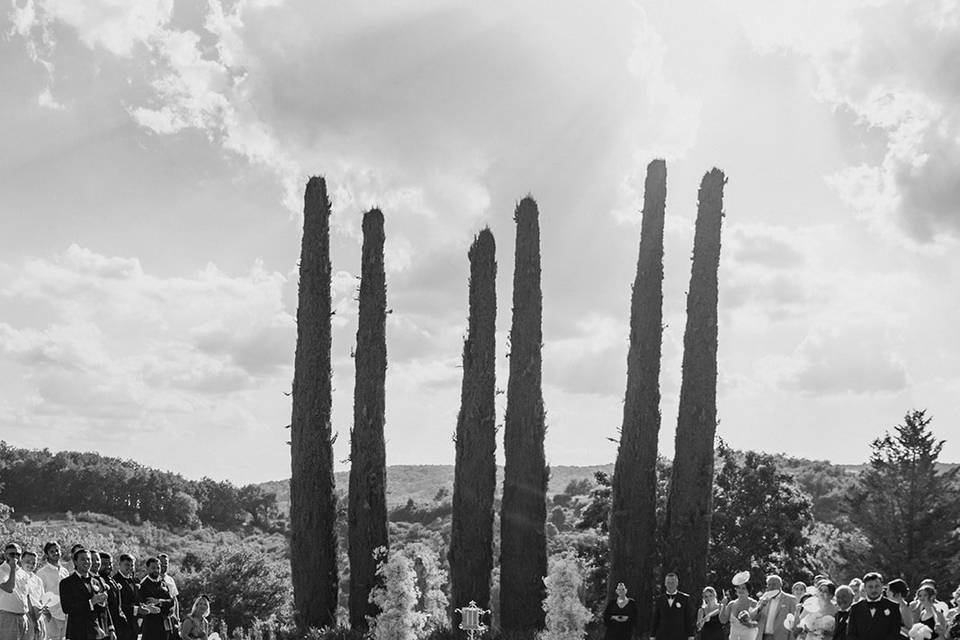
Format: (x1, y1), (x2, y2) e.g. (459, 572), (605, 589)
(180, 617), (195, 640)
(0, 562), (16, 593)
(686, 597), (696, 640)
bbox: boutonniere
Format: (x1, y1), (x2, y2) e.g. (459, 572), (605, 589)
(676, 602), (682, 609)
(883, 609), (890, 616)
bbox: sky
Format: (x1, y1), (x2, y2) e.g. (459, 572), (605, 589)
(1, 0), (959, 485)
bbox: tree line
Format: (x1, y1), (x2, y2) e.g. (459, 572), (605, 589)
(0, 442), (282, 530)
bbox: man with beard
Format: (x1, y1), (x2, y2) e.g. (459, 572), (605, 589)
(97, 553), (125, 640)
(36, 543), (69, 640)
(847, 573), (902, 640)
(59, 549), (114, 640)
(138, 559), (174, 640)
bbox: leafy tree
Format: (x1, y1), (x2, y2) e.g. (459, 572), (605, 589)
(664, 169), (726, 596)
(708, 441), (821, 586)
(500, 197), (548, 636)
(177, 545), (292, 631)
(168, 491), (200, 529)
(843, 410), (960, 586)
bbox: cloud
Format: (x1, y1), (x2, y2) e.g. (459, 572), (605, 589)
(779, 319), (909, 396)
(726, 0), (960, 243)
(0, 245), (293, 438)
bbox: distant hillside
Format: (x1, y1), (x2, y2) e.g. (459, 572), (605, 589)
(260, 463), (615, 512)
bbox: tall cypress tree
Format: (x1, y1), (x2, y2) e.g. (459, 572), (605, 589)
(449, 228), (498, 618)
(608, 159), (667, 635)
(500, 197), (547, 636)
(289, 177), (339, 630)
(348, 208), (389, 632)
(664, 169), (726, 596)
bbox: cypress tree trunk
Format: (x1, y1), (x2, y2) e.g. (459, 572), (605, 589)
(664, 169), (726, 596)
(348, 208), (389, 632)
(289, 176), (339, 630)
(450, 228), (498, 620)
(608, 159), (667, 636)
(500, 197), (547, 637)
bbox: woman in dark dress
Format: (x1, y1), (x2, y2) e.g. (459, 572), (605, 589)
(699, 587), (727, 640)
(604, 582), (639, 640)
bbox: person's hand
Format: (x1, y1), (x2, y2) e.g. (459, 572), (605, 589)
(108, 631), (117, 640)
(5, 555), (17, 571)
(92, 593), (108, 606)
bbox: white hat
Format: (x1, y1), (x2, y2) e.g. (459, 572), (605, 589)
(732, 571), (750, 586)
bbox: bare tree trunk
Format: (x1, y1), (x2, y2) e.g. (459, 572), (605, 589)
(500, 197), (547, 637)
(348, 208), (389, 632)
(608, 159), (667, 636)
(290, 177), (339, 630)
(450, 228), (498, 620)
(664, 169), (726, 596)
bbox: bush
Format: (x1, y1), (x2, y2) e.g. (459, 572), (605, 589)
(539, 553), (592, 640)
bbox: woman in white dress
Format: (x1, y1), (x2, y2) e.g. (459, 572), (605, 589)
(723, 572), (759, 640)
(796, 582), (837, 640)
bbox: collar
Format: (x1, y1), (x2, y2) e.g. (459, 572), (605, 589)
(144, 575), (162, 582)
(866, 597), (882, 603)
(667, 592), (678, 597)
(74, 571), (91, 579)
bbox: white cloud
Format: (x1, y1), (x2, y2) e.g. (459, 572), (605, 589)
(726, 0), (960, 243)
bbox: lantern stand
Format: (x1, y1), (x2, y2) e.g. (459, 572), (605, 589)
(455, 600), (491, 640)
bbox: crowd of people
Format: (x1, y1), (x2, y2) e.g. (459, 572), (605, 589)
(1, 541), (213, 640)
(604, 572), (960, 640)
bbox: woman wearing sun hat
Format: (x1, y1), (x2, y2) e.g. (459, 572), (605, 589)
(723, 571), (759, 640)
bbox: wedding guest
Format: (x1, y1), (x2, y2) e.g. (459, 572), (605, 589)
(914, 586), (947, 640)
(36, 543), (68, 640)
(158, 554), (180, 638)
(834, 586), (855, 640)
(849, 580), (865, 604)
(21, 551), (48, 640)
(798, 582), (838, 640)
(698, 587), (725, 640)
(886, 579), (913, 633)
(139, 558), (174, 640)
(603, 582), (638, 640)
(651, 573), (695, 640)
(1, 543), (32, 640)
(98, 553), (126, 640)
(847, 573), (901, 640)
(59, 549), (114, 640)
(750, 574), (796, 640)
(114, 554), (155, 640)
(179, 596), (210, 640)
(723, 572), (758, 640)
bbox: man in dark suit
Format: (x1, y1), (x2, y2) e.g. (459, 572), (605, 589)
(59, 548), (115, 640)
(834, 584), (855, 640)
(97, 553), (126, 640)
(138, 558), (174, 640)
(847, 572), (902, 640)
(650, 572), (695, 640)
(113, 554), (156, 640)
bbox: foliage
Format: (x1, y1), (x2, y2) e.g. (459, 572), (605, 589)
(177, 544), (292, 631)
(369, 548), (428, 640)
(539, 553), (592, 640)
(0, 441), (281, 531)
(841, 409), (960, 586)
(390, 499), (453, 526)
(708, 440), (822, 586)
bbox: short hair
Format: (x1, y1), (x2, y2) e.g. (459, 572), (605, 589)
(767, 574), (783, 585)
(819, 582), (837, 596)
(72, 548), (89, 562)
(118, 553), (134, 563)
(792, 581), (807, 592)
(4, 543), (20, 551)
(145, 557), (159, 568)
(70, 544), (84, 554)
(21, 550), (37, 560)
(665, 572), (678, 579)
(43, 542), (59, 554)
(98, 552), (112, 561)
(863, 572), (883, 584)
(919, 578), (936, 588)
(887, 579), (909, 598)
(87, 549), (100, 560)
(835, 585), (854, 599)
(157, 553), (169, 559)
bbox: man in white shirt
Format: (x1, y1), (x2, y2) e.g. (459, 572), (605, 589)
(21, 551), (48, 640)
(35, 542), (69, 640)
(158, 554), (179, 638)
(0, 543), (33, 640)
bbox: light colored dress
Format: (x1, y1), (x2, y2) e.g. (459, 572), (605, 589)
(729, 600), (759, 640)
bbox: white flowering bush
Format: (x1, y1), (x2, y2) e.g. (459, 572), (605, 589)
(405, 543), (449, 632)
(538, 552), (592, 640)
(368, 547), (427, 640)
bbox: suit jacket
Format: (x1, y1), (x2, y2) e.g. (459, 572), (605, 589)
(59, 572), (113, 640)
(112, 573), (140, 626)
(137, 576), (174, 640)
(751, 591), (796, 640)
(98, 571), (126, 633)
(835, 609), (851, 640)
(847, 598), (902, 640)
(651, 591), (695, 640)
